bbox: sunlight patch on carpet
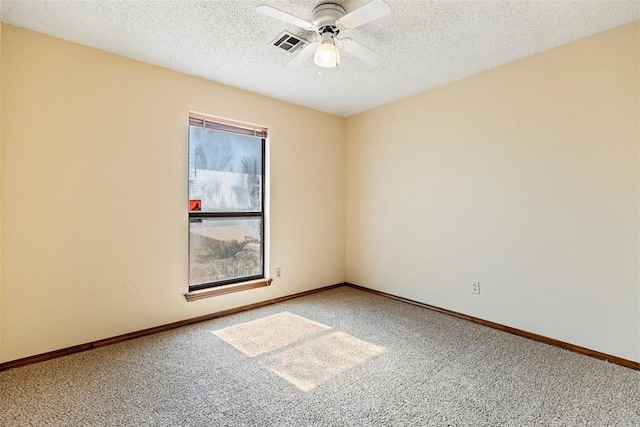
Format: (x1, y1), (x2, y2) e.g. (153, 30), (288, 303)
(212, 312), (331, 357)
(270, 331), (386, 392)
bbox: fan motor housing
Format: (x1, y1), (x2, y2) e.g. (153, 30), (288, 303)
(312, 3), (345, 30)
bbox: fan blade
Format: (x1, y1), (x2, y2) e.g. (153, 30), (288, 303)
(256, 5), (316, 31)
(339, 38), (383, 66)
(286, 42), (318, 69)
(336, 0), (391, 30)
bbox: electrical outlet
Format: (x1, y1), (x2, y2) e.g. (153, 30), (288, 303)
(472, 282), (481, 294)
(276, 267), (281, 278)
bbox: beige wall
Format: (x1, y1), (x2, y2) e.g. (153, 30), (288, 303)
(345, 23), (640, 362)
(0, 25), (345, 362)
(0, 23), (3, 361)
(2, 22), (639, 365)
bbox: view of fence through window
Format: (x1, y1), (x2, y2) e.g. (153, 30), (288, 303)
(188, 120), (265, 290)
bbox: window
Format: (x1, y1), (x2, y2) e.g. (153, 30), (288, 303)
(188, 113), (266, 293)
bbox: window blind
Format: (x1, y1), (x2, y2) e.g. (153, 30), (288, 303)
(189, 115), (267, 138)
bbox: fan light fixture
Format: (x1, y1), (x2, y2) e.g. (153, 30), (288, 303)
(314, 32), (339, 68)
(257, 0), (391, 69)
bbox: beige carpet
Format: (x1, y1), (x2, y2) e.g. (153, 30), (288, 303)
(212, 311), (331, 357)
(1, 286), (638, 426)
(212, 311), (385, 391)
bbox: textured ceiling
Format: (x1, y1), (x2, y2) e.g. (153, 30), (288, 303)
(1, 0), (639, 117)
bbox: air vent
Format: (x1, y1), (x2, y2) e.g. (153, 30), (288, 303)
(271, 31), (307, 53)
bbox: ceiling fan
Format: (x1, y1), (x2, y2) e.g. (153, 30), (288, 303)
(257, 0), (391, 69)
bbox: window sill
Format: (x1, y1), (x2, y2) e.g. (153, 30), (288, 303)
(184, 278), (272, 302)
